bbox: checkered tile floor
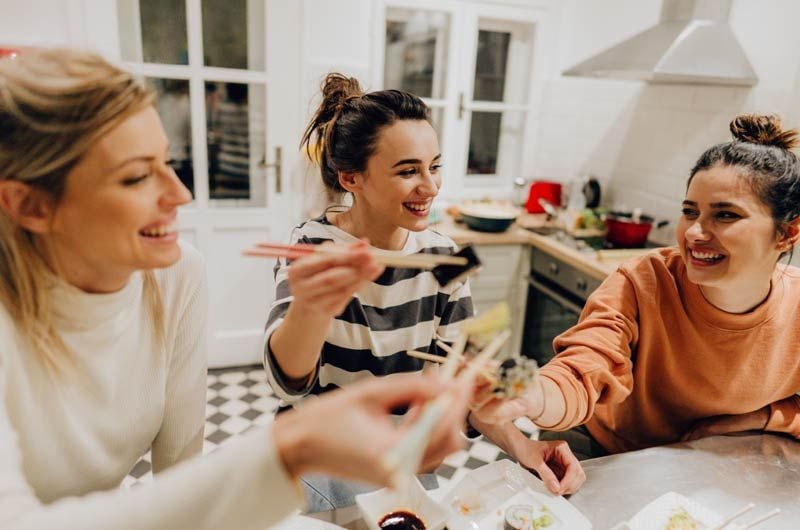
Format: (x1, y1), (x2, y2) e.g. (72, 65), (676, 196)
(123, 365), (538, 489)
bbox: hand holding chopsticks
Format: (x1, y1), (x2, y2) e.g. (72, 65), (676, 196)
(244, 240), (481, 287)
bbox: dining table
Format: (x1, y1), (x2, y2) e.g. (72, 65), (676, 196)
(306, 434), (800, 529)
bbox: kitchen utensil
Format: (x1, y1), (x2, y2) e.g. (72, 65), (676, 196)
(538, 198), (559, 220)
(604, 211), (669, 248)
(244, 242), (481, 287)
(526, 181), (562, 214)
(458, 203), (519, 233)
(709, 503), (754, 530)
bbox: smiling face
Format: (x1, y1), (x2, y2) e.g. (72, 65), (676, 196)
(348, 119), (442, 234)
(43, 105), (192, 292)
(676, 164), (784, 291)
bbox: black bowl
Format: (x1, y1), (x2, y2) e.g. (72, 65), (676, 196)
(460, 212), (515, 232)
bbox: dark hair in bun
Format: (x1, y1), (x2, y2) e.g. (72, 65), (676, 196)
(300, 73), (430, 193)
(689, 113), (800, 257)
(729, 114), (800, 150)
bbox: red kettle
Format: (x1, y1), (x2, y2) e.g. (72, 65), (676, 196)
(526, 181), (562, 214)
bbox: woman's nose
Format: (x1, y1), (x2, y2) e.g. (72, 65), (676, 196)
(160, 165), (192, 208)
(418, 170), (440, 196)
(685, 219), (712, 241)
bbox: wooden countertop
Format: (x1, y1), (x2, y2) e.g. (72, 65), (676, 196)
(433, 214), (658, 281)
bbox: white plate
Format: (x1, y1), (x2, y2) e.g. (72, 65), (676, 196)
(267, 514), (346, 530)
(356, 477), (449, 530)
(620, 492), (723, 530)
(443, 459), (592, 530)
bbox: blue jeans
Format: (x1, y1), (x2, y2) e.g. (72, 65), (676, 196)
(301, 474), (439, 512)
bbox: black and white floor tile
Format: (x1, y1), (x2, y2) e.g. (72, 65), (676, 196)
(123, 365), (537, 489)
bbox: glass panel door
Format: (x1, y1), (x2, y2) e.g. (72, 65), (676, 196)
(465, 19), (533, 182)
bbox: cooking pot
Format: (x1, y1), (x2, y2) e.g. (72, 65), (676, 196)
(604, 211), (668, 248)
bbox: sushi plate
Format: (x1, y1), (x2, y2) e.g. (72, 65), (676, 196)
(442, 459), (592, 530)
(614, 492), (723, 530)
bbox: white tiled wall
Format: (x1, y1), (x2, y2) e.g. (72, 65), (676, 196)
(531, 0), (800, 256)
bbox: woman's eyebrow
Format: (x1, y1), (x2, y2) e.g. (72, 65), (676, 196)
(682, 200), (741, 208)
(105, 155), (156, 173)
(391, 153), (442, 168)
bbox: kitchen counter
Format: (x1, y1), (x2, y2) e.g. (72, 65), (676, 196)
(432, 214), (629, 282)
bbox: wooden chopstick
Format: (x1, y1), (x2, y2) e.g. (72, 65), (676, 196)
(710, 503), (754, 530)
(405, 349), (497, 382)
(245, 242), (467, 269)
(738, 508), (781, 529)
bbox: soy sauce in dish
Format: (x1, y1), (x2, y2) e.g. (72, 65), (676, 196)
(378, 510), (426, 530)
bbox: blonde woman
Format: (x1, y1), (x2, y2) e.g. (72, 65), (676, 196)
(0, 48), (471, 529)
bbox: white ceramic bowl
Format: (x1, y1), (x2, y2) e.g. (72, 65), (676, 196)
(355, 478), (449, 530)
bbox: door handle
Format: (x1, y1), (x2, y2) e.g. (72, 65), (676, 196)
(258, 146), (282, 193)
(458, 92), (465, 120)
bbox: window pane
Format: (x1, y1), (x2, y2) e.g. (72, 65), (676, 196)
(121, 0), (188, 64)
(206, 82), (266, 206)
(202, 0), (265, 70)
(151, 78), (194, 197)
(467, 112), (501, 174)
(384, 9), (449, 99)
(473, 30), (510, 102)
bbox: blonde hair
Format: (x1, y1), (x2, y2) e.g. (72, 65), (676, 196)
(0, 48), (165, 367)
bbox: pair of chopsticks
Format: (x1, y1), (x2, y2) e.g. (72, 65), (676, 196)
(406, 348), (498, 384)
(244, 242), (467, 270)
(711, 504), (780, 530)
(382, 329), (511, 491)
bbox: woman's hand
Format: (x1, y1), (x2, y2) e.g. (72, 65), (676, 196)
(287, 241), (384, 319)
(273, 372), (471, 487)
(468, 376), (544, 426)
(680, 407), (770, 442)
(508, 438), (586, 496)
(467, 411), (586, 496)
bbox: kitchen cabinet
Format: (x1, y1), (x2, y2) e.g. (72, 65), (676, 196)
(469, 244), (530, 357)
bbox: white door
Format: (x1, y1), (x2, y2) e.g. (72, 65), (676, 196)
(115, 0), (302, 367)
(375, 0), (547, 202)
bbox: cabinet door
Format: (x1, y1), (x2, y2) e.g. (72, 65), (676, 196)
(469, 244), (529, 356)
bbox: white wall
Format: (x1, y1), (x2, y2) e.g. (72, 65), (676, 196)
(532, 0), (800, 250)
(0, 0), (119, 56)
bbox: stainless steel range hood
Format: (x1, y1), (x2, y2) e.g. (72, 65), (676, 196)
(562, 0), (757, 86)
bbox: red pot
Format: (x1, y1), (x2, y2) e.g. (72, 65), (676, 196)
(604, 212), (655, 248)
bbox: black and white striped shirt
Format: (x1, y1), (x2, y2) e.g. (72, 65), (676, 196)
(263, 212), (474, 410)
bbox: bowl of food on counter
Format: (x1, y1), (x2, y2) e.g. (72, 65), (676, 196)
(456, 201), (521, 233)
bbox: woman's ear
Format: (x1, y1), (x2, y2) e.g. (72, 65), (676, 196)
(337, 171), (362, 194)
(0, 180), (54, 234)
(778, 217), (800, 251)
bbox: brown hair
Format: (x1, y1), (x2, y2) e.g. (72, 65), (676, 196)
(689, 113), (800, 259)
(0, 48), (164, 367)
(300, 73), (430, 193)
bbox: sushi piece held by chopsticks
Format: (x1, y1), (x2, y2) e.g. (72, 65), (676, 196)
(243, 241), (481, 287)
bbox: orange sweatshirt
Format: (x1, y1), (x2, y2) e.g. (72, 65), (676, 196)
(539, 247), (800, 454)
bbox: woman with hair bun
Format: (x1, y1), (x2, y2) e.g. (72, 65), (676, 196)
(0, 49), (475, 529)
(264, 73), (585, 509)
(478, 113), (800, 460)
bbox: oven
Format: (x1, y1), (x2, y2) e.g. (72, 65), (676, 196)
(521, 246), (603, 366)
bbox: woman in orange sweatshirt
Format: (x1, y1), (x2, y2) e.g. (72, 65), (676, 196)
(472, 113), (800, 459)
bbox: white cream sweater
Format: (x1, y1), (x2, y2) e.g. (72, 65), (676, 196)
(0, 242), (302, 529)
